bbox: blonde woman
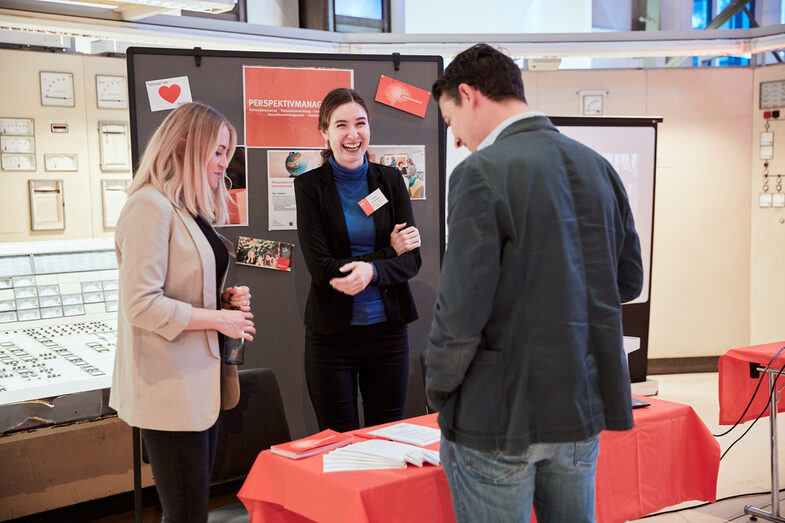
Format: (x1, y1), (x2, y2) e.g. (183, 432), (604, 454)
(110, 102), (255, 522)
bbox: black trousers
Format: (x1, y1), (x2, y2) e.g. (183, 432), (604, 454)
(305, 322), (409, 432)
(141, 420), (219, 523)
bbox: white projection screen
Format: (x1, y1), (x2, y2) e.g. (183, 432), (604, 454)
(445, 116), (660, 382)
(446, 117), (659, 304)
(556, 122), (657, 304)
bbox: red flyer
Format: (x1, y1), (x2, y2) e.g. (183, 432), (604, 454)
(270, 429), (353, 459)
(374, 75), (430, 118)
(244, 66), (353, 147)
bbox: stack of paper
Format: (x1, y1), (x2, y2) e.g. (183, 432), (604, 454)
(323, 439), (440, 472)
(270, 429), (353, 459)
(366, 422), (441, 446)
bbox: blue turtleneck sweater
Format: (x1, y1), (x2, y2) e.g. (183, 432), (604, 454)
(329, 156), (387, 325)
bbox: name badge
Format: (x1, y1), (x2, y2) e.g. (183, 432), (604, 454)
(358, 188), (388, 216)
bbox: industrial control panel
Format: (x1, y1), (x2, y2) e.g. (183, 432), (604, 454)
(0, 238), (118, 416)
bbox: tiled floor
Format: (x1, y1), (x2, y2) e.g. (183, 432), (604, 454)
(631, 372), (785, 522)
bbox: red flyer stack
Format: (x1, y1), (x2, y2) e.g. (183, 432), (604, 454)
(270, 429), (353, 460)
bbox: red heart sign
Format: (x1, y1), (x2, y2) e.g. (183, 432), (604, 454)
(158, 84), (181, 104)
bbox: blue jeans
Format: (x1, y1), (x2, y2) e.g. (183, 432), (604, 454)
(440, 435), (600, 523)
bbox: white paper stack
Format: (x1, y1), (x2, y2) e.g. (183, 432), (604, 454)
(323, 439), (440, 472)
(367, 422), (441, 446)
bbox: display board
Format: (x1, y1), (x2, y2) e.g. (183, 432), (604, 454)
(446, 116), (660, 383)
(127, 47), (444, 438)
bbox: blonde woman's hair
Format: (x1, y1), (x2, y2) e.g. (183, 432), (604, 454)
(127, 102), (237, 225)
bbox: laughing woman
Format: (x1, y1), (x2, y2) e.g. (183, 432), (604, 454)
(294, 88), (422, 432)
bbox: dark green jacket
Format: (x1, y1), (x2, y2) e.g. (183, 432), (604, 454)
(425, 115), (642, 452)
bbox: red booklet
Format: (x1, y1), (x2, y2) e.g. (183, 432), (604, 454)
(270, 429), (353, 460)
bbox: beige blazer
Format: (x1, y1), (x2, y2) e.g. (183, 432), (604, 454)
(110, 185), (228, 431)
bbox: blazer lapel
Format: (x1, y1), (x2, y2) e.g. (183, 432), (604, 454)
(173, 205), (216, 310)
(366, 164), (389, 249)
(319, 163), (353, 257)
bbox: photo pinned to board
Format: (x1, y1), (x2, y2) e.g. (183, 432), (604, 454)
(368, 145), (426, 200)
(236, 236), (294, 272)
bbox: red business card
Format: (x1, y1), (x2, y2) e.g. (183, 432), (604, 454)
(374, 75), (430, 118)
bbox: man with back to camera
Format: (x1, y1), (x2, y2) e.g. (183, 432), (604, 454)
(425, 43), (643, 522)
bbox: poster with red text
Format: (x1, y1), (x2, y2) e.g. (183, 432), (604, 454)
(244, 66), (353, 148)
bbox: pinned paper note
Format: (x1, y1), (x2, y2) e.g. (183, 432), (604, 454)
(375, 75), (430, 118)
(145, 76), (193, 112)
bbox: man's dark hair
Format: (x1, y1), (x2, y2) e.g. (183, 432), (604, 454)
(432, 43), (526, 105)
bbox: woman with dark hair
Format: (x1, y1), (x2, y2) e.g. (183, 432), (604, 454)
(294, 88), (421, 431)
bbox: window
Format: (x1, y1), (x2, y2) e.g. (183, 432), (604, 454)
(693, 0), (754, 30)
(692, 0), (711, 29)
(335, 0), (382, 20)
(692, 0), (754, 66)
(334, 0), (388, 33)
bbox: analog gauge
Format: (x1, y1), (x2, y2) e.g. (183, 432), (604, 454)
(1, 153), (35, 171)
(96, 75), (128, 109)
(0, 118), (34, 136)
(44, 154), (77, 172)
(582, 94), (604, 116)
(40, 72), (75, 107)
(0, 136), (35, 153)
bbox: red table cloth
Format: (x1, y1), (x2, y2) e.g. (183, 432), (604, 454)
(239, 397), (719, 523)
(719, 341), (785, 425)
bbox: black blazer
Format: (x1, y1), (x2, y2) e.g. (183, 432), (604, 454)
(294, 161), (421, 335)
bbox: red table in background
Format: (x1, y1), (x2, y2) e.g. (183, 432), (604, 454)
(718, 342), (785, 521)
(719, 341), (785, 425)
(238, 397), (719, 523)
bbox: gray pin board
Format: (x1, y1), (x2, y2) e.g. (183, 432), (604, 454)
(127, 47), (444, 438)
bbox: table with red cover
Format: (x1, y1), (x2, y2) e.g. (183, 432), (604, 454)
(238, 397), (719, 523)
(719, 341), (785, 425)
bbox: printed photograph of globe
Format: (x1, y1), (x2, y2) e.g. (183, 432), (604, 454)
(285, 151), (309, 177)
(268, 150), (323, 179)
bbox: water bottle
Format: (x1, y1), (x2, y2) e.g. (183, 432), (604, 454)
(223, 336), (245, 365)
(223, 302), (245, 365)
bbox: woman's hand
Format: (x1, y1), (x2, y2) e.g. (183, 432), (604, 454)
(330, 261), (375, 296)
(217, 309), (256, 341)
(221, 285), (251, 312)
(390, 223), (420, 255)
